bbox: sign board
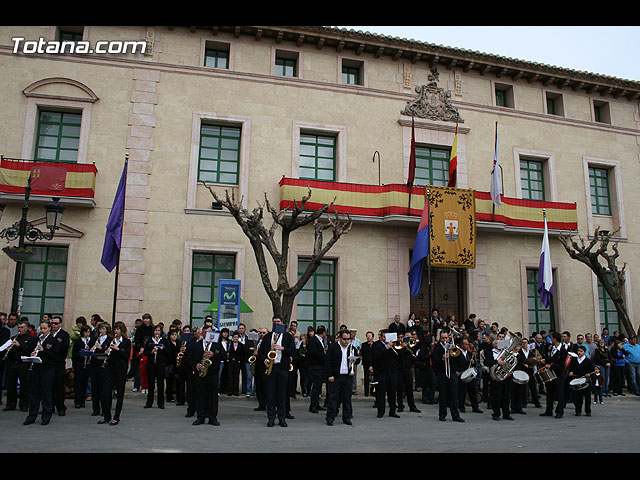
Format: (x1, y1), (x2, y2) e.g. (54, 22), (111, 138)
(217, 279), (241, 331)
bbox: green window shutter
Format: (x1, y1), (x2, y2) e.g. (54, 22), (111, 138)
(297, 259), (336, 337)
(414, 146), (450, 187)
(34, 110), (81, 163)
(190, 253), (235, 326)
(20, 246), (68, 324)
(526, 268), (555, 334)
(589, 167), (612, 216)
(198, 124), (241, 185)
(520, 159), (545, 201)
(299, 134), (336, 182)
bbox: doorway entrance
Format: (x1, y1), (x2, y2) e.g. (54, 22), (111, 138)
(410, 266), (466, 322)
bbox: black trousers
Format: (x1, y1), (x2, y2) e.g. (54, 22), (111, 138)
(572, 386), (591, 415)
(266, 365), (289, 421)
(375, 371), (397, 415)
(437, 372), (459, 419)
(89, 365), (107, 415)
(397, 368), (417, 409)
(195, 370), (220, 421)
(229, 361), (241, 395)
(457, 376), (480, 411)
(255, 370), (267, 408)
(185, 370), (197, 415)
(26, 365), (55, 423)
(53, 362), (66, 413)
(544, 377), (565, 416)
(73, 363), (90, 407)
(309, 364), (325, 410)
(326, 374), (354, 422)
(175, 366), (189, 405)
(6, 361), (31, 410)
(490, 379), (511, 417)
(102, 367), (127, 421)
(146, 363), (165, 407)
(511, 380), (525, 412)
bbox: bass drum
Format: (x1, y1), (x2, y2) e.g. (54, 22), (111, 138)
(535, 367), (557, 384)
(460, 367), (478, 384)
(512, 370), (530, 385)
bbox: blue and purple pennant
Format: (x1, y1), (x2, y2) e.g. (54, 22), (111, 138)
(409, 198), (430, 296)
(537, 213), (553, 307)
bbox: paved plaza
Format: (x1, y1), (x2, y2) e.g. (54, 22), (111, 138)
(2, 380), (639, 453)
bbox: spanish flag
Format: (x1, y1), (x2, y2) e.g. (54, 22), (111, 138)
(448, 123), (458, 188)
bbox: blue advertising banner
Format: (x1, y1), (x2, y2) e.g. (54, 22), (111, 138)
(217, 279), (241, 331)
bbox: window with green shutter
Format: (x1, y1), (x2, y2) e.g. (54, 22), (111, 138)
(299, 134), (336, 182)
(34, 111), (81, 162)
(598, 274), (619, 333)
(190, 253), (235, 327)
(20, 246), (67, 325)
(297, 259), (335, 336)
(520, 159), (545, 201)
(414, 146), (450, 187)
(526, 268), (555, 334)
(589, 167), (612, 216)
(198, 124), (241, 185)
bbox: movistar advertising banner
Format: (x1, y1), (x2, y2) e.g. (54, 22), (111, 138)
(217, 279), (241, 331)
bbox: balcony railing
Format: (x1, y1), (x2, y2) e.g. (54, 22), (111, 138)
(279, 177), (578, 232)
(0, 157), (97, 207)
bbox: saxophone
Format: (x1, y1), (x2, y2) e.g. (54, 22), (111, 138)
(199, 342), (212, 378)
(265, 333), (279, 376)
(489, 332), (524, 382)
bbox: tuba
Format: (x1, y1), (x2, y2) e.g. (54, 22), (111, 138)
(489, 332), (524, 382)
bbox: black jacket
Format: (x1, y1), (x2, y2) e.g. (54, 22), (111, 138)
(52, 329), (70, 363)
(186, 339), (227, 376)
(307, 334), (327, 367)
(325, 341), (360, 379)
(33, 334), (60, 367)
(5, 332), (37, 363)
(106, 337), (131, 373)
(257, 331), (295, 371)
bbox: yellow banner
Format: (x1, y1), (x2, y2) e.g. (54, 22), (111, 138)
(427, 186), (476, 268)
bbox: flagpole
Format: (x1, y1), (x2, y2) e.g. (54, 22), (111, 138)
(111, 153), (129, 327)
(426, 189), (432, 317)
(492, 122), (498, 221)
(408, 115), (416, 216)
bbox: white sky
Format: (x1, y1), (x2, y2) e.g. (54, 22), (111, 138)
(334, 26), (640, 82)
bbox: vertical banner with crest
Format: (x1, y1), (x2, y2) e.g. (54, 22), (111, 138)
(427, 186), (476, 268)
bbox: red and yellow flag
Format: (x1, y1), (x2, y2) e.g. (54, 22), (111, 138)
(448, 123), (458, 187)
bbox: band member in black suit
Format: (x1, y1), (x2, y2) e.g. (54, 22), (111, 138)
(253, 327), (269, 412)
(175, 329), (193, 409)
(396, 333), (421, 413)
(360, 331), (375, 397)
(432, 331), (464, 422)
(24, 321), (60, 425)
(98, 322), (131, 425)
(190, 325), (227, 426)
(568, 345), (595, 416)
(144, 325), (169, 409)
(87, 322), (112, 417)
(307, 324), (327, 413)
(484, 338), (515, 421)
(540, 331), (566, 418)
(227, 330), (245, 396)
(325, 329), (360, 425)
(388, 315), (406, 337)
(3, 320), (37, 412)
(257, 317), (296, 427)
(560, 331), (578, 408)
(50, 316), (70, 416)
(71, 326), (92, 409)
(371, 330), (400, 418)
(164, 329), (181, 403)
(455, 338), (483, 414)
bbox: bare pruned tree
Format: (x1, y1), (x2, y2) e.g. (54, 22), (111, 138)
(558, 227), (634, 337)
(203, 182), (352, 325)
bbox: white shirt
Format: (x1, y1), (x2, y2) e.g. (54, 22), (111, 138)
(271, 332), (283, 363)
(339, 342), (350, 375)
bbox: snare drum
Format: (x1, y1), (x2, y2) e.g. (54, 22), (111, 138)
(512, 370), (530, 385)
(535, 367), (557, 384)
(569, 377), (589, 391)
(460, 367), (478, 383)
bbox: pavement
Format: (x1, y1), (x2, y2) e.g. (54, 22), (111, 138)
(2, 378), (640, 453)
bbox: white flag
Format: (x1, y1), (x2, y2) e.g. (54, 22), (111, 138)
(537, 213), (554, 308)
(490, 124), (501, 207)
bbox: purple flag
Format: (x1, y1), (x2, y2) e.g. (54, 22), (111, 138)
(100, 161), (127, 272)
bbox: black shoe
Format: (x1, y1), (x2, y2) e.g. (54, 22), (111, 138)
(343, 419), (352, 425)
(309, 408), (318, 413)
(472, 408), (484, 413)
(41, 419), (50, 425)
(143, 404), (152, 409)
(540, 412), (553, 417)
(286, 413), (294, 419)
(3, 406), (15, 411)
(23, 419), (35, 425)
(492, 415), (501, 421)
(389, 412), (400, 418)
(555, 413), (563, 418)
(503, 415), (514, 421)
(97, 419), (108, 424)
(326, 419), (334, 426)
(158, 405), (165, 409)
(513, 410), (527, 415)
(439, 417), (446, 421)
(586, 412), (591, 417)
(208, 418), (220, 426)
(397, 407), (404, 412)
(185, 412), (194, 418)
(575, 412), (581, 416)
(91, 412), (101, 416)
(267, 419), (275, 427)
(278, 420), (287, 427)
(192, 418), (205, 425)
(58, 410), (66, 416)
(409, 407), (421, 413)
(254, 406), (266, 411)
(452, 417), (465, 423)
(377, 412), (384, 418)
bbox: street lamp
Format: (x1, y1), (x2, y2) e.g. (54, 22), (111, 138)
(0, 173), (64, 315)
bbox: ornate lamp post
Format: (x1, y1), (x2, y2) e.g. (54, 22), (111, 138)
(0, 174), (65, 315)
